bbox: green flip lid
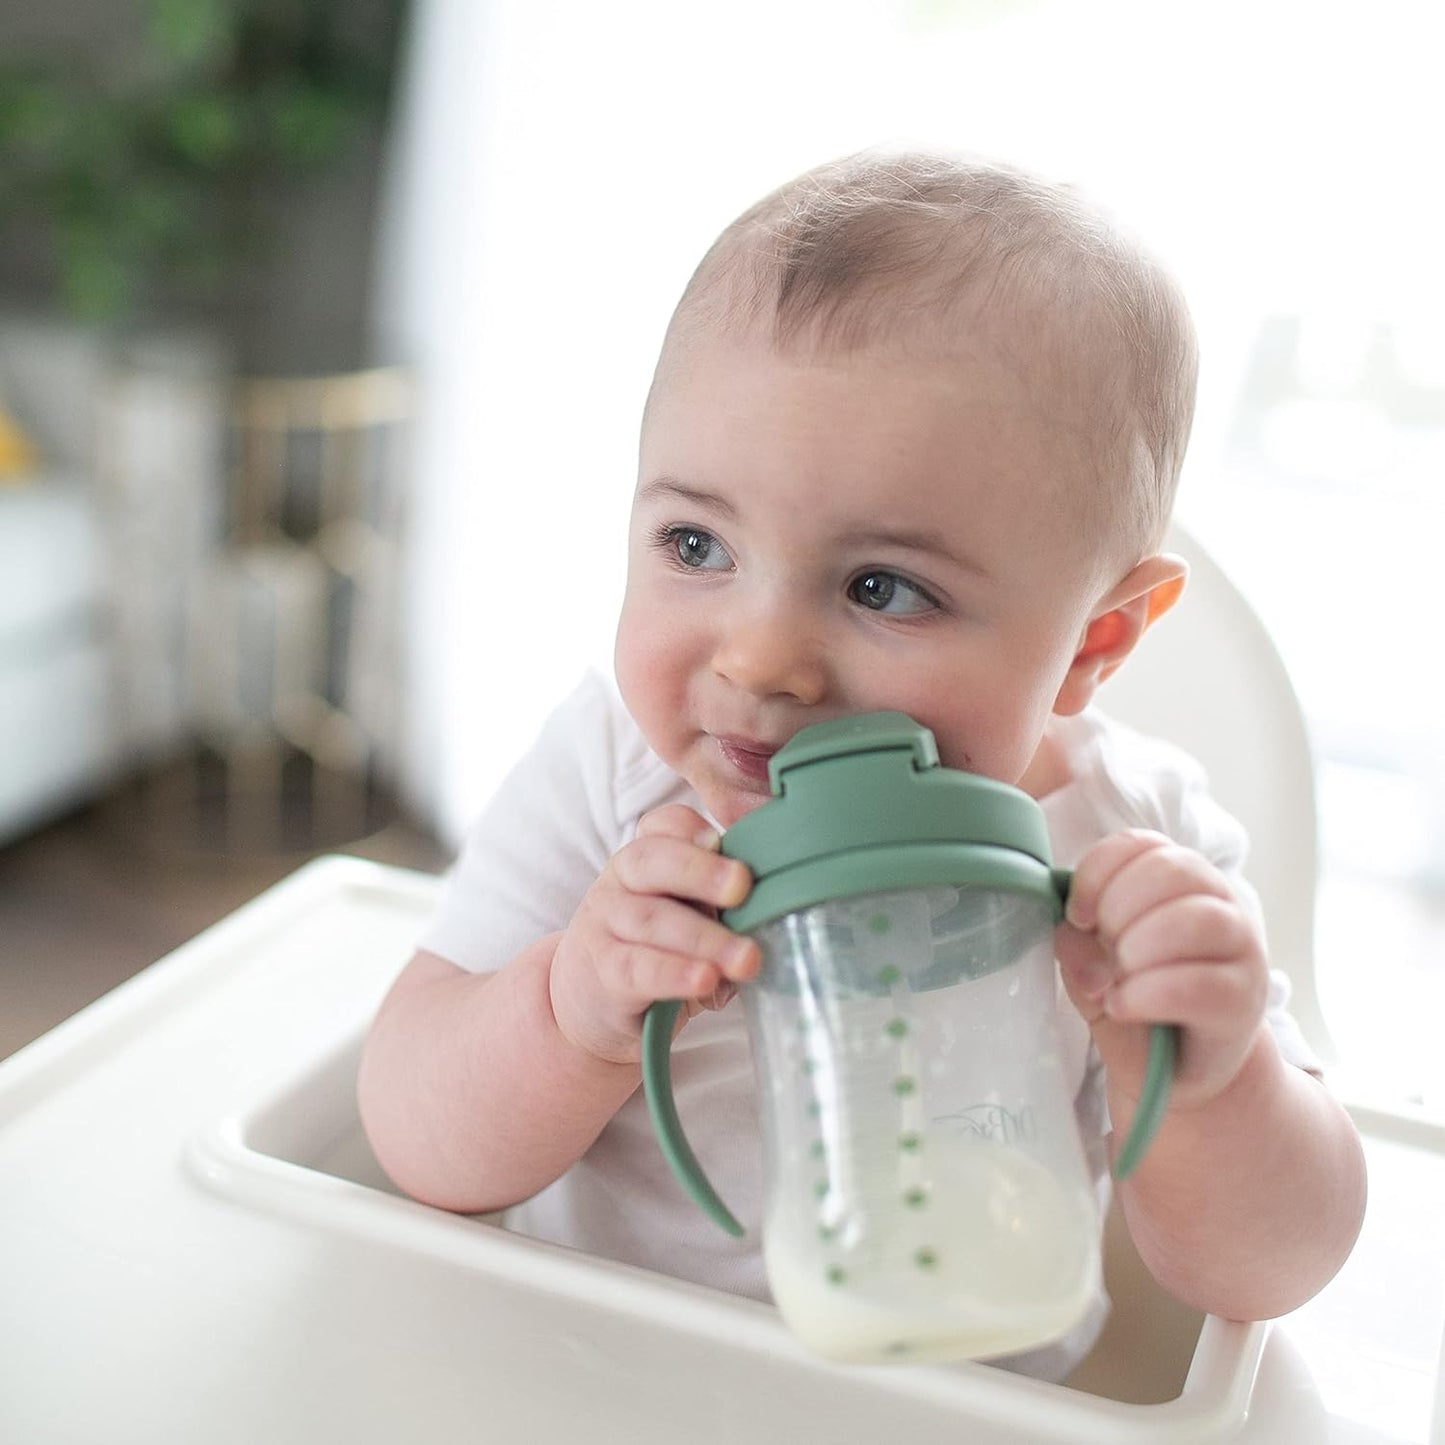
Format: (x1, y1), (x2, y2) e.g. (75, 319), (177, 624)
(719, 712), (1065, 934)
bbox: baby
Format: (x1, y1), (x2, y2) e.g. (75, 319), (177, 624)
(359, 149), (1365, 1379)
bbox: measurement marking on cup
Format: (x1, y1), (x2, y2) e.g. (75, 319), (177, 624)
(872, 906), (929, 1275)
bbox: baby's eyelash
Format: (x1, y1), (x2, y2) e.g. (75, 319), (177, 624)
(646, 522), (691, 565)
(647, 522), (732, 572)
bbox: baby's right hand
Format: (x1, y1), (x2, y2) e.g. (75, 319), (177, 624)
(549, 804), (760, 1065)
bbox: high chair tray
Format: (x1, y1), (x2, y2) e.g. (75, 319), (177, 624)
(0, 855), (1441, 1444)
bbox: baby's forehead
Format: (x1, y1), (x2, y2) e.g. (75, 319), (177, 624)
(663, 271), (1128, 452)
(645, 313), (1154, 586)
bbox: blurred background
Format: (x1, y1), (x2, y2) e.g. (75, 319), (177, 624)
(1, 0), (1440, 1109)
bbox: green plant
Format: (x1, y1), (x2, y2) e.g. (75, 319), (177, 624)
(0, 0), (406, 322)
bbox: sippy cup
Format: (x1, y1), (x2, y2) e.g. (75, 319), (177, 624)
(641, 712), (1174, 1365)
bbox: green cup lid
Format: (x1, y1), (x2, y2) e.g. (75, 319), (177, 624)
(720, 712), (1062, 933)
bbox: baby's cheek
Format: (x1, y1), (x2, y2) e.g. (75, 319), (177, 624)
(614, 631), (673, 738)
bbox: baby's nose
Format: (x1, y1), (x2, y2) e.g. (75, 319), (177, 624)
(711, 613), (827, 704)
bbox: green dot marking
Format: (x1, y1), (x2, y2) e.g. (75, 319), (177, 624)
(893, 1076), (917, 1097)
(885, 1017), (908, 1039)
(903, 1187), (928, 1209)
(818, 1223), (837, 1242)
(877, 964), (902, 986)
(814, 1180), (830, 1199)
(809, 1139), (825, 1158)
(869, 914), (892, 935)
(827, 1265), (847, 1286)
(800, 1059), (816, 1075)
(915, 1248), (938, 1270)
(899, 1132), (922, 1152)
(807, 1101), (822, 1118)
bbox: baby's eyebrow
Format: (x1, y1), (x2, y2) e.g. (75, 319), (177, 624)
(840, 524), (994, 581)
(637, 477), (737, 518)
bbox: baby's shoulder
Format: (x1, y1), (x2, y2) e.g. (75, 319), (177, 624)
(1050, 708), (1241, 860)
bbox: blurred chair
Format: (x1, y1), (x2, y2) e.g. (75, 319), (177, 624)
(1102, 522), (1335, 1069)
(150, 367), (414, 854)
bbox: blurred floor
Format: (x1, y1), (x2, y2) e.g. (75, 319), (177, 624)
(0, 772), (450, 1062)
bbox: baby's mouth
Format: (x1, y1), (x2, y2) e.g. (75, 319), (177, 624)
(715, 737), (778, 785)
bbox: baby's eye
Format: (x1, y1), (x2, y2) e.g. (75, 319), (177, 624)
(668, 527), (733, 571)
(848, 570), (937, 616)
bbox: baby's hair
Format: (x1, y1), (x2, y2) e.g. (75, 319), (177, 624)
(657, 149), (1198, 568)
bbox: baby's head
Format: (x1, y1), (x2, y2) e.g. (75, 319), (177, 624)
(618, 149), (1198, 824)
(653, 149), (1196, 577)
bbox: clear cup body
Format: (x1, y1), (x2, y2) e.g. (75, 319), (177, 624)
(744, 886), (1100, 1364)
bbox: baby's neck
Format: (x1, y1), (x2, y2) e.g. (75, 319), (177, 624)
(1018, 720), (1074, 801)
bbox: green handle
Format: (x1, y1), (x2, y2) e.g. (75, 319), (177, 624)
(1054, 868), (1174, 1180)
(641, 1000), (744, 1236)
(1112, 1021), (1177, 1180)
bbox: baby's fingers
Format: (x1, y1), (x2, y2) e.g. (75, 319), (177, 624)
(1065, 830), (1172, 931)
(1108, 893), (1266, 1041)
(610, 892), (759, 984)
(615, 944), (736, 1007)
(612, 832), (751, 913)
(1114, 893), (1259, 978)
(1071, 832), (1233, 943)
(1101, 958), (1266, 1104)
(1103, 958), (1263, 1035)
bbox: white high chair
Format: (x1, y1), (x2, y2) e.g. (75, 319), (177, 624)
(1101, 521), (1335, 1069)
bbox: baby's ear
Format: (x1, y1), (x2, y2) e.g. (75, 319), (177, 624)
(1052, 554), (1188, 717)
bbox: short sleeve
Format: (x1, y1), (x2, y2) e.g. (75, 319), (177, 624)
(417, 673), (626, 972)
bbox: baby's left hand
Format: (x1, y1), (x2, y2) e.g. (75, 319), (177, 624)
(1056, 829), (1270, 1112)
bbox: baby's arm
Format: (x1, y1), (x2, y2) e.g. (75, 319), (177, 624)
(1057, 830), (1366, 1321)
(357, 805), (759, 1212)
